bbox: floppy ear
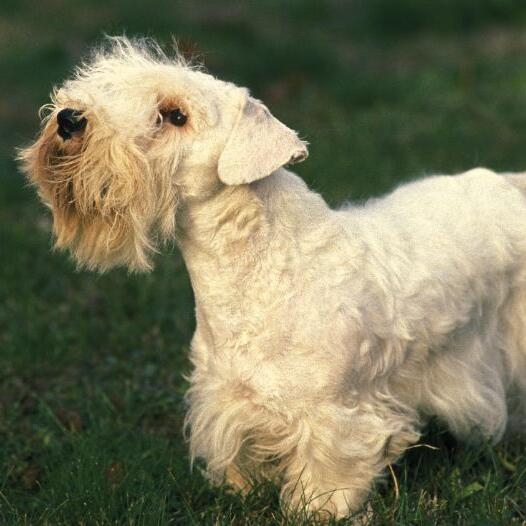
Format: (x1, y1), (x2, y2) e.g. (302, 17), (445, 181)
(217, 97), (308, 185)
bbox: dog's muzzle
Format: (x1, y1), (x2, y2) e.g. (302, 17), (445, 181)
(57, 108), (87, 140)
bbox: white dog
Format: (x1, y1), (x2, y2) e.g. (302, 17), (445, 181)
(19, 37), (526, 519)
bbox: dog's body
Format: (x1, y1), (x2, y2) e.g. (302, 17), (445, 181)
(19, 38), (526, 519)
(184, 166), (526, 514)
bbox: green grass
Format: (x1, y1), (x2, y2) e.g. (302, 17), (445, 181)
(1, 1), (526, 524)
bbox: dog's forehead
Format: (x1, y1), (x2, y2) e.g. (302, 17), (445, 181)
(61, 62), (211, 102)
(54, 59), (239, 129)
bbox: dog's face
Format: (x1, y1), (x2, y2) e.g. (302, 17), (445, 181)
(19, 38), (307, 272)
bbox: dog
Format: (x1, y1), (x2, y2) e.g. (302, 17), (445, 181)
(19, 37), (526, 519)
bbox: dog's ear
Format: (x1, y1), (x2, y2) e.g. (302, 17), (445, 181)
(217, 97), (308, 185)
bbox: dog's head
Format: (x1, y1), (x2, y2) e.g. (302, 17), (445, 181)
(18, 37), (307, 272)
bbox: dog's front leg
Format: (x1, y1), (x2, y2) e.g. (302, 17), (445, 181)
(280, 405), (419, 519)
(225, 463), (252, 494)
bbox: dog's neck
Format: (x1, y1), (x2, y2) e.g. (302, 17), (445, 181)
(176, 168), (331, 335)
(177, 167), (329, 257)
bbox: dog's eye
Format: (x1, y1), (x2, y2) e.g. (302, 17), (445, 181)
(169, 108), (187, 127)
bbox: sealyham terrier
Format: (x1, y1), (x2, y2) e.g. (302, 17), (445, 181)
(19, 37), (526, 520)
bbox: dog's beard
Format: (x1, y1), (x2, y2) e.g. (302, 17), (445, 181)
(19, 117), (178, 272)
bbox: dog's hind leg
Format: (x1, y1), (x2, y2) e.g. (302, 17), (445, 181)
(498, 172), (526, 433)
(499, 283), (526, 435)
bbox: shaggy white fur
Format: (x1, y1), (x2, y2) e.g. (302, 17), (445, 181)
(19, 37), (526, 519)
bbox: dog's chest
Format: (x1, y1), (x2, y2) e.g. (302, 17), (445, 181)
(190, 285), (357, 417)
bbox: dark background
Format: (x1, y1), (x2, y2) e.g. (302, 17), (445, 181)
(1, 1), (525, 524)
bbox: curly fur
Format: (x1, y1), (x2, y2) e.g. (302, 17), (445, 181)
(19, 37), (526, 519)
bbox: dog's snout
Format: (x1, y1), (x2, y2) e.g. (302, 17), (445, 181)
(57, 108), (87, 140)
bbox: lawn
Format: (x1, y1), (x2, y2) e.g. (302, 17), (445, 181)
(1, 1), (526, 524)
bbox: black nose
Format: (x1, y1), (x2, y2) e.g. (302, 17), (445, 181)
(57, 108), (87, 140)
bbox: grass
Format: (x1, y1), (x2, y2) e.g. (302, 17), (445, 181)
(1, 1), (526, 524)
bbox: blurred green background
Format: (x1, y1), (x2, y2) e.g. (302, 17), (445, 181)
(1, 1), (526, 524)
